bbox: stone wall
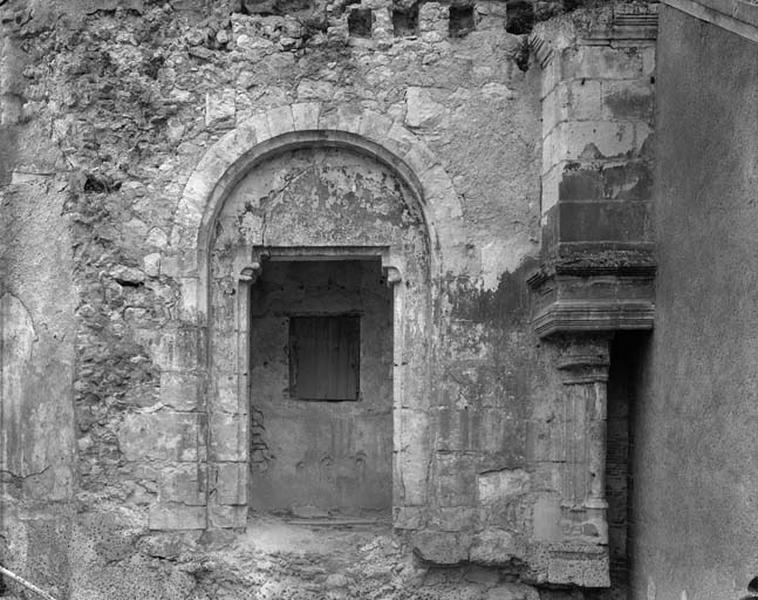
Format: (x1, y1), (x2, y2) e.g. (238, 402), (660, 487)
(0, 0), (658, 597)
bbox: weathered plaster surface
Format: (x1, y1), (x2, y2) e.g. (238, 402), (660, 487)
(0, 176), (77, 596)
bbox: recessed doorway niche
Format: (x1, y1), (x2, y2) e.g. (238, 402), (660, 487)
(206, 141), (432, 528)
(248, 258), (393, 515)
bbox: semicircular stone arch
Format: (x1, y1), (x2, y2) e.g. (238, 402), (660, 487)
(168, 102), (464, 320)
(156, 103), (464, 531)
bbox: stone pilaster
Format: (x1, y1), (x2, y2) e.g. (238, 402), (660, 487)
(522, 334), (612, 588)
(556, 334), (611, 544)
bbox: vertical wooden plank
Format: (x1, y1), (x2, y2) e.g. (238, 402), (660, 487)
(289, 315), (360, 400)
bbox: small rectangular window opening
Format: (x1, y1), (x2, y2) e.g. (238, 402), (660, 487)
(392, 6), (419, 36)
(348, 8), (374, 37)
(289, 315), (360, 401)
(449, 5), (475, 37)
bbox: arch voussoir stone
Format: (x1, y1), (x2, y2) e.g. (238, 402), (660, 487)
(358, 112), (394, 141)
(335, 105), (366, 133)
(291, 102), (321, 130)
(168, 102), (465, 302)
(265, 104), (296, 138)
(401, 143), (443, 184)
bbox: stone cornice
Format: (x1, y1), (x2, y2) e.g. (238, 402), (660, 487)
(532, 300), (656, 338)
(579, 6), (659, 44)
(529, 2), (659, 68)
(663, 0), (758, 42)
(528, 247), (656, 339)
(527, 262), (657, 289)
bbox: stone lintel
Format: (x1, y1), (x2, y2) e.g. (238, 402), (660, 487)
(252, 244), (391, 262)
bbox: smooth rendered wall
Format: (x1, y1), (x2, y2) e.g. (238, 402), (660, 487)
(634, 7), (758, 599)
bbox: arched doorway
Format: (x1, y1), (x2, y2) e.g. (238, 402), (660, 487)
(207, 142), (431, 522)
(163, 105), (464, 531)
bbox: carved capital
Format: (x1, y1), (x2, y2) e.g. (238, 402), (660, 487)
(556, 333), (611, 384)
(383, 265), (402, 287)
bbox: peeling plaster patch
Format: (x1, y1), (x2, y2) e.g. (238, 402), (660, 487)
(0, 292), (36, 360)
(477, 468), (530, 504)
(117, 412), (199, 462)
(481, 82), (516, 101)
(480, 234), (535, 290)
(1, 293), (37, 476)
(237, 210), (265, 245)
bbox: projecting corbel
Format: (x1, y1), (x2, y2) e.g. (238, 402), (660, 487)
(383, 265), (402, 287)
(239, 262), (263, 284)
(381, 250), (403, 287)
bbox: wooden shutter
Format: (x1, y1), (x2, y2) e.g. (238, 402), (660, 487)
(289, 315), (360, 400)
